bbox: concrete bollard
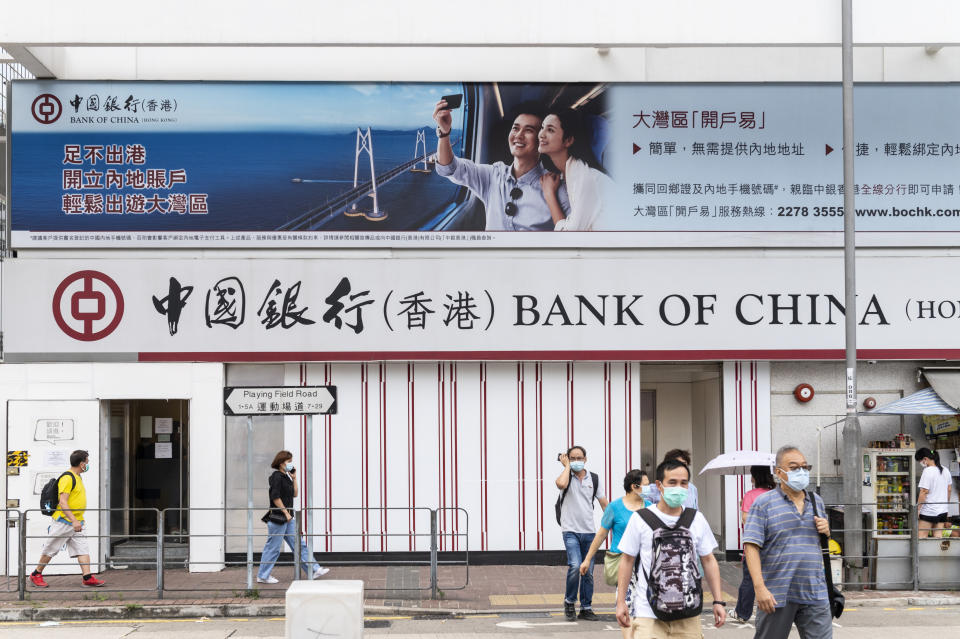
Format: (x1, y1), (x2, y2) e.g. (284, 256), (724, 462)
(285, 580), (364, 639)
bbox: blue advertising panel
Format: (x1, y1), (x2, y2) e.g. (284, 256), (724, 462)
(9, 81), (960, 247)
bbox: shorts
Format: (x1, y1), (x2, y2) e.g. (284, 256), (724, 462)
(40, 519), (90, 558)
(919, 512), (948, 524)
(630, 615), (703, 639)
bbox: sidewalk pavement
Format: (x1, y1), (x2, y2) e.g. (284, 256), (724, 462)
(0, 561), (957, 621)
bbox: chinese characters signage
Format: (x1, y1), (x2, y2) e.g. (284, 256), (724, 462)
(3, 256), (960, 361)
(10, 81), (960, 248)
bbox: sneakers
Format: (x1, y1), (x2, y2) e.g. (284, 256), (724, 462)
(82, 575), (106, 587)
(577, 608), (599, 621)
(564, 601), (576, 621)
(312, 566), (330, 579)
(256, 576), (279, 584)
(29, 572), (48, 588)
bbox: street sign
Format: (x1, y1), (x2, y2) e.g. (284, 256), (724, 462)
(223, 385), (337, 416)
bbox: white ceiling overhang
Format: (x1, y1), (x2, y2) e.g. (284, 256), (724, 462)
(3, 1), (960, 81)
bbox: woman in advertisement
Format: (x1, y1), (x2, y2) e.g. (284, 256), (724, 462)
(539, 108), (614, 232)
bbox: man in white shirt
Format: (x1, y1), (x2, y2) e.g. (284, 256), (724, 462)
(615, 459), (726, 638)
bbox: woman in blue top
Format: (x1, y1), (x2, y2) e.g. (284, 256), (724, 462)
(579, 469), (651, 638)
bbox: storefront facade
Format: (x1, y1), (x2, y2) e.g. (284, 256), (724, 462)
(4, 5), (960, 577)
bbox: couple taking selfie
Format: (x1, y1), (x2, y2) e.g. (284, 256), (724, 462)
(433, 96), (613, 232)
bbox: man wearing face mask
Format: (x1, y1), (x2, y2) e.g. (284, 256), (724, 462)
(30, 450), (105, 588)
(615, 459), (727, 637)
(647, 449), (699, 509)
(556, 445), (608, 621)
(743, 445), (832, 639)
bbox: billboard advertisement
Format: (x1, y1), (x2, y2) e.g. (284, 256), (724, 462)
(3, 254), (959, 362)
(9, 81), (960, 248)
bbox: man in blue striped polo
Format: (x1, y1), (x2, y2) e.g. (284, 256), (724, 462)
(743, 445), (831, 639)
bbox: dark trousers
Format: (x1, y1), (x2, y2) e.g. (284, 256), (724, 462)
(735, 558), (755, 620)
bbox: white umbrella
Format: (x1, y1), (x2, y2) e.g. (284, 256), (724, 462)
(699, 450), (775, 476)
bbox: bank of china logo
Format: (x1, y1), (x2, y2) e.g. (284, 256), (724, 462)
(31, 94), (63, 125)
(52, 271), (125, 341)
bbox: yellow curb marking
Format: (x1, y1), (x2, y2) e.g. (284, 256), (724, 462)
(883, 608), (897, 611)
(906, 607), (925, 611)
(842, 608), (858, 612)
(491, 592), (616, 606)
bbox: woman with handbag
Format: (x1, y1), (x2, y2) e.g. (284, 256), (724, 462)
(579, 469), (649, 638)
(257, 450), (329, 584)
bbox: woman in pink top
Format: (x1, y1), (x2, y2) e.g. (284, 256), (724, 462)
(733, 465), (776, 622)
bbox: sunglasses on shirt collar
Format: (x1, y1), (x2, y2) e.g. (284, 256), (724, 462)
(504, 187), (523, 217)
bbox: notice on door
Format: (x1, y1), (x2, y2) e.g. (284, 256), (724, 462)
(155, 442), (173, 459)
(42, 449), (70, 468)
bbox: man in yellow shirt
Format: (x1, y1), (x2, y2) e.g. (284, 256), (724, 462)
(30, 450), (105, 588)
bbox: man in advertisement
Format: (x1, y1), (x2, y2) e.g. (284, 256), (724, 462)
(433, 98), (570, 231)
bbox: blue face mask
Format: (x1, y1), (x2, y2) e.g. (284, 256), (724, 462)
(285, 462), (295, 472)
(781, 468), (810, 492)
(570, 461), (585, 472)
(661, 486), (688, 508)
(640, 485), (653, 497)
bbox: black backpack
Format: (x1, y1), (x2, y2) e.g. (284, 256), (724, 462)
(636, 507), (703, 621)
(40, 472), (76, 516)
(555, 471), (599, 525)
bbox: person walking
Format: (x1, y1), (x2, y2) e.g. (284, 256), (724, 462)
(29, 450), (105, 588)
(743, 445), (832, 639)
(579, 469), (649, 639)
(556, 445), (608, 621)
(615, 458), (727, 637)
(257, 450), (328, 583)
(915, 447), (952, 538)
(733, 464), (776, 622)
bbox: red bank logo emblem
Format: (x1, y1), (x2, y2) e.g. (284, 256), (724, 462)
(52, 271), (124, 341)
(31, 94), (63, 124)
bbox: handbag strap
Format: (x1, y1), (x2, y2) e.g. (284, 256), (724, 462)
(807, 491), (837, 593)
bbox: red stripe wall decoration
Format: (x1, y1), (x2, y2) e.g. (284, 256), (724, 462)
(324, 363), (333, 552)
(723, 361), (771, 552)
(407, 363), (416, 552)
(379, 363), (388, 552)
(536, 362), (544, 550)
(516, 362), (526, 550)
(450, 362), (460, 552)
(293, 360), (684, 552)
(361, 364), (370, 551)
(480, 362), (489, 551)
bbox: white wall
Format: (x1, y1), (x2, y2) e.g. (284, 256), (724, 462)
(222, 361), (646, 553)
(647, 383), (693, 458)
(8, 2), (960, 81)
(722, 361), (772, 552)
(0, 363), (225, 573)
(691, 378), (723, 537)
(769, 361), (928, 480)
